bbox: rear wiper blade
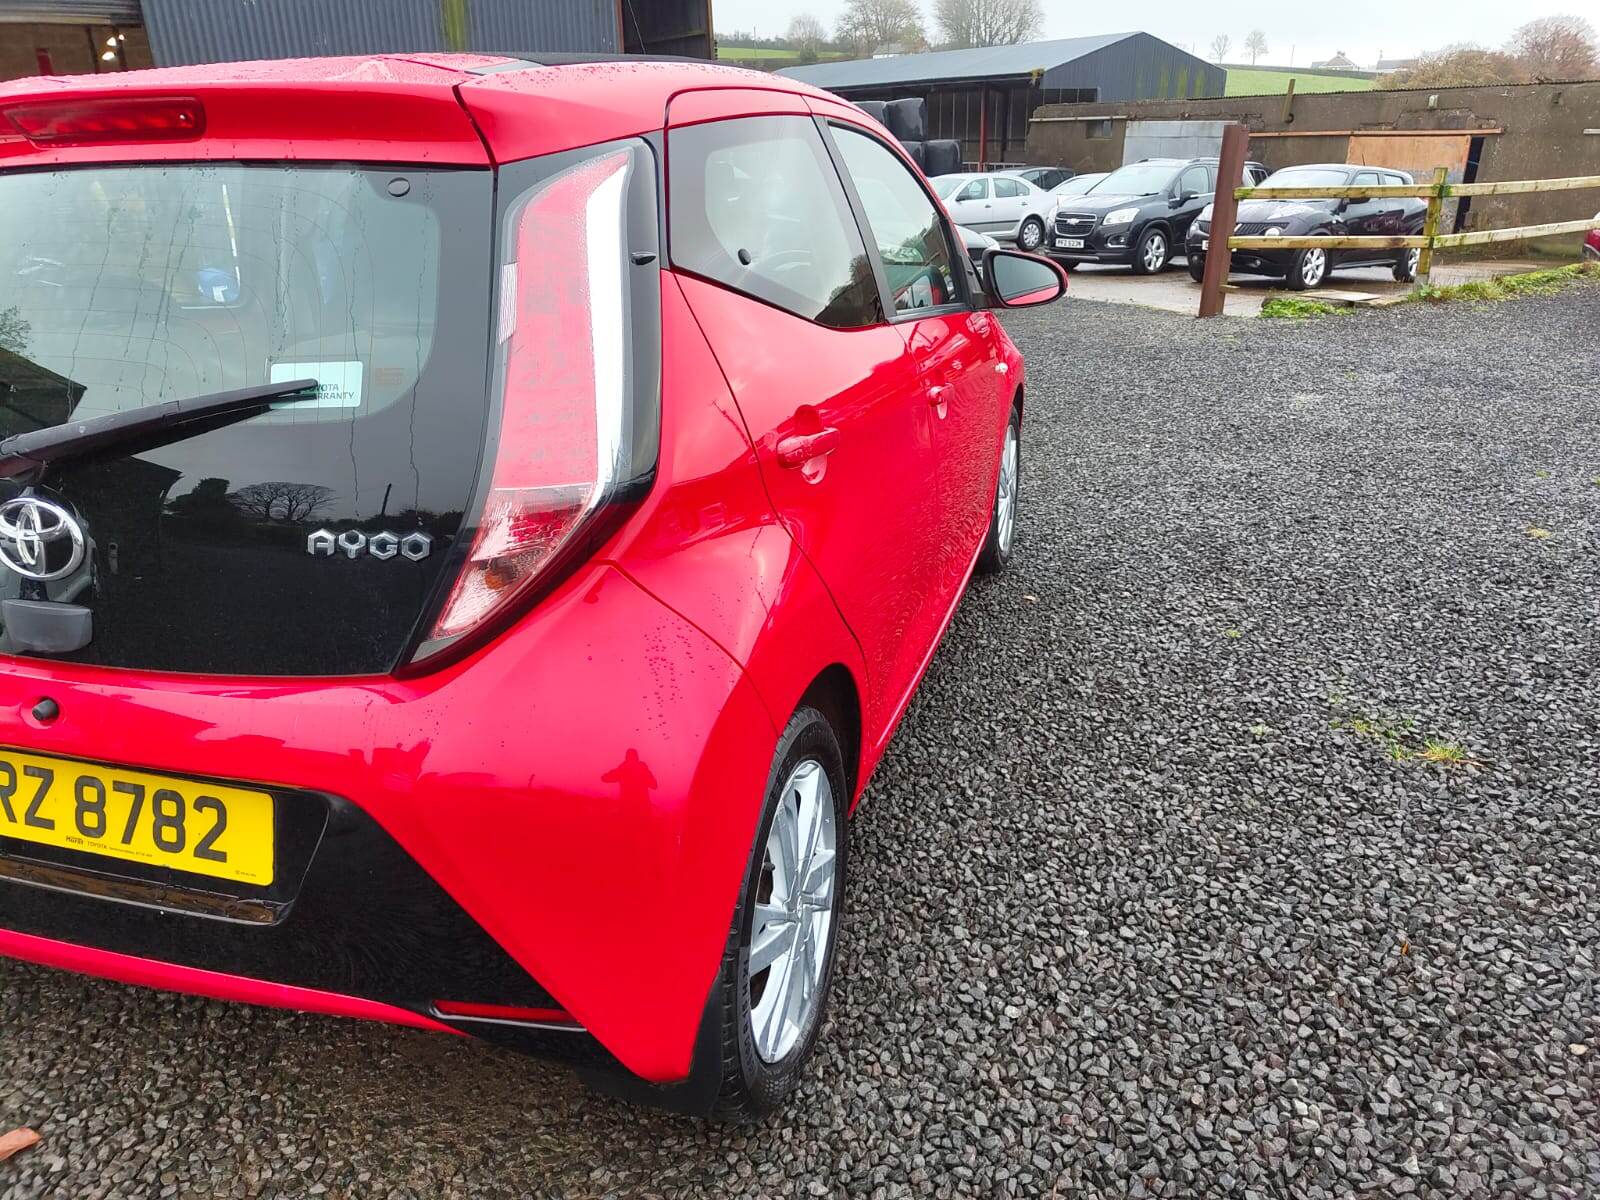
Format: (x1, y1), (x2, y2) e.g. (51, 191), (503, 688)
(0, 379), (319, 479)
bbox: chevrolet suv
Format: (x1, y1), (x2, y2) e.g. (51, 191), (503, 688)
(1049, 157), (1268, 274)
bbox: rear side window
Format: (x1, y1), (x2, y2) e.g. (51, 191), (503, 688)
(994, 177), (1020, 198)
(668, 116), (881, 329)
(830, 126), (959, 314)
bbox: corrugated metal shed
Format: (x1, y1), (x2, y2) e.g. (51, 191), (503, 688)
(779, 33), (1135, 90)
(139, 0), (622, 66)
(0, 0), (140, 21)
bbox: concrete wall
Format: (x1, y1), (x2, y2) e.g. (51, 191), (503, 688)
(1, 22), (152, 82)
(1026, 81), (1600, 229)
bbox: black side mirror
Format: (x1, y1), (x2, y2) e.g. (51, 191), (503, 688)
(982, 249), (1068, 308)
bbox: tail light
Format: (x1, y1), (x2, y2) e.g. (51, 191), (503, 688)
(2, 97), (204, 144)
(414, 140), (660, 662)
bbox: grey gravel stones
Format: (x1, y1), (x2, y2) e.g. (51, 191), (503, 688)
(1, 287), (1597, 1197)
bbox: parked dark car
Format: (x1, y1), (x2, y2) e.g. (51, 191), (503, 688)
(1047, 157), (1269, 274)
(1185, 164), (1427, 289)
(1007, 166), (1074, 191)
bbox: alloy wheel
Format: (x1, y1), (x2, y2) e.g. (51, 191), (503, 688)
(1142, 232), (1167, 272)
(1301, 248), (1327, 287)
(1407, 249), (1421, 276)
(748, 759), (837, 1064)
(1019, 219), (1043, 250)
(996, 422), (1019, 555)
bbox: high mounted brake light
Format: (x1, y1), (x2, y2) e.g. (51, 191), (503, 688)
(416, 141), (659, 660)
(2, 97), (205, 145)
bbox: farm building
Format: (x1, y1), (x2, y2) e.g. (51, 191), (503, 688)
(779, 33), (1224, 168)
(0, 0), (713, 81)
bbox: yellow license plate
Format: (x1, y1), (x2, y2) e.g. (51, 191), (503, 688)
(0, 749), (274, 886)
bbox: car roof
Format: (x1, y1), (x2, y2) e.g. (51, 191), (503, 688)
(0, 53), (843, 168)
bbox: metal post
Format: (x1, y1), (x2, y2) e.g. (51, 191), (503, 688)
(1414, 166), (1448, 291)
(978, 90), (988, 170)
(1198, 122), (1249, 318)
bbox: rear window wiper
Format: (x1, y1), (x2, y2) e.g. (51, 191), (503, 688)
(0, 379), (319, 480)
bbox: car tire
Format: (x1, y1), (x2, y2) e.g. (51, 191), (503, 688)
(711, 706), (848, 1120)
(976, 401), (1021, 575)
(1287, 247), (1329, 290)
(1186, 253), (1206, 283)
(1132, 227), (1169, 275)
(1393, 247), (1421, 282)
(1017, 216), (1045, 252)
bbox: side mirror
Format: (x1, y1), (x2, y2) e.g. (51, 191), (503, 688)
(982, 249), (1068, 308)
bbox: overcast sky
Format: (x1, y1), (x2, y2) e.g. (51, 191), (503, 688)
(713, 0), (1586, 68)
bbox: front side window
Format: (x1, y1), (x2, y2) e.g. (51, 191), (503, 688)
(958, 179), (988, 201)
(667, 116), (880, 329)
(830, 126), (959, 314)
(1179, 166), (1210, 198)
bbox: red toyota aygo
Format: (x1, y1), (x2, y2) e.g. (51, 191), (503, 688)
(0, 54), (1063, 1116)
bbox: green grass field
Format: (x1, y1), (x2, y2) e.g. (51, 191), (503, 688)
(716, 46), (850, 63)
(1224, 67), (1375, 96)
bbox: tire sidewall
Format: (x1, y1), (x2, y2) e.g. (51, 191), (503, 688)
(976, 402), (1022, 574)
(727, 709), (849, 1110)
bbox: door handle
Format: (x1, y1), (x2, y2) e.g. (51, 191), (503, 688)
(928, 384), (948, 407)
(776, 427), (841, 468)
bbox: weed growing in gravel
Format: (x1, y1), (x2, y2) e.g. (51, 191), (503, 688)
(1330, 703), (1479, 768)
(1261, 297), (1349, 320)
(1223, 627), (1243, 638)
(1408, 261), (1600, 306)
(1528, 527), (1554, 540)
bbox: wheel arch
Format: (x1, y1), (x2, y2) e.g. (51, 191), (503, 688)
(797, 664), (863, 806)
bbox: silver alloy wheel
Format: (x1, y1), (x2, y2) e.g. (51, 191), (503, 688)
(996, 421), (1018, 555)
(1301, 248), (1327, 287)
(1406, 248), (1421, 276)
(1019, 218), (1043, 250)
(748, 759), (837, 1064)
(1142, 231), (1167, 272)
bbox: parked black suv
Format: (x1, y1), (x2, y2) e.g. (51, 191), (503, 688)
(1185, 163), (1428, 289)
(1048, 157), (1268, 274)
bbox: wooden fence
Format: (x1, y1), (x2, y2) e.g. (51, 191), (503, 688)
(1196, 122), (1600, 315)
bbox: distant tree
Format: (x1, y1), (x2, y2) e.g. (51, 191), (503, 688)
(836, 0), (925, 55)
(1507, 14), (1598, 80)
(1244, 30), (1268, 64)
(1379, 44), (1529, 88)
(0, 306), (29, 355)
(786, 13), (827, 53)
(932, 0), (1042, 49)
(1210, 33), (1231, 62)
(229, 481), (336, 523)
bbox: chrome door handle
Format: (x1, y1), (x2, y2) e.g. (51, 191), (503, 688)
(928, 384), (947, 407)
(776, 427), (841, 467)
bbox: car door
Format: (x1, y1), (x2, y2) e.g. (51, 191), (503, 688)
(951, 177), (996, 231)
(1342, 171), (1387, 265)
(826, 121), (1008, 625)
(664, 106), (948, 740)
(1172, 163), (1212, 242)
(991, 176), (1026, 235)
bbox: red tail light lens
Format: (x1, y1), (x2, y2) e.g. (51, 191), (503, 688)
(420, 141), (658, 658)
(2, 97), (205, 144)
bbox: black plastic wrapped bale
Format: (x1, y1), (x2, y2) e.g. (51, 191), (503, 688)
(923, 140), (963, 178)
(854, 100), (888, 125)
(899, 140), (927, 171)
(883, 98), (926, 142)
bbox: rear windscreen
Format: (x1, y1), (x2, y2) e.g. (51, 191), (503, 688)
(0, 165), (494, 675)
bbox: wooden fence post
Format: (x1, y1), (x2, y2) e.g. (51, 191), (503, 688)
(1198, 122), (1249, 318)
(1414, 166), (1448, 291)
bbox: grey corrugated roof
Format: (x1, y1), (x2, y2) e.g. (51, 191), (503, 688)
(777, 32), (1136, 89)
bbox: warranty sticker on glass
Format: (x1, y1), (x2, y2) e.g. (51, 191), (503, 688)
(268, 361), (364, 408)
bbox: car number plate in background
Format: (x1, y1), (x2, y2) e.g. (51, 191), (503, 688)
(1056, 237), (1085, 249)
(0, 749), (274, 886)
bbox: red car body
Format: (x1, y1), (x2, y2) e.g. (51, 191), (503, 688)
(0, 55), (1055, 1108)
(1585, 212), (1600, 260)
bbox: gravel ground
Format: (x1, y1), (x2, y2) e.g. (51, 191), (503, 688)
(2, 287), (1598, 1199)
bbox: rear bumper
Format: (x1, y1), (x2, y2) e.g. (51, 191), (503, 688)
(0, 562), (775, 1087)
